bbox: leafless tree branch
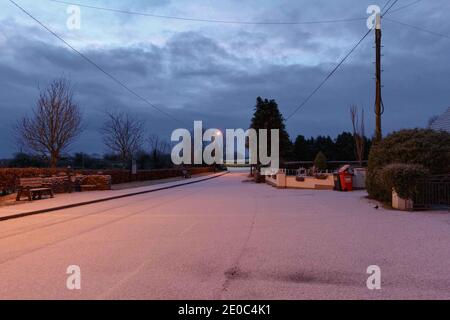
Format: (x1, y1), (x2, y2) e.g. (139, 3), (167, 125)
(350, 105), (365, 166)
(101, 111), (144, 167)
(15, 78), (83, 167)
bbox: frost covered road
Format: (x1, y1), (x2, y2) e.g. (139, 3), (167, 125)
(0, 172), (449, 300)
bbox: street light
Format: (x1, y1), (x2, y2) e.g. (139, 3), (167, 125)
(213, 130), (222, 171)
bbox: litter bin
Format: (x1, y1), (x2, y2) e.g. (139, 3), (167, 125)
(333, 173), (342, 191)
(338, 165), (353, 192)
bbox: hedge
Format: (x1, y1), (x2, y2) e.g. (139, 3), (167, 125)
(0, 167), (214, 193)
(367, 129), (450, 202)
(381, 163), (429, 200)
(0, 168), (65, 193)
(77, 175), (112, 191)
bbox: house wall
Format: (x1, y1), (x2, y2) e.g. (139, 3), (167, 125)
(430, 107), (450, 133)
(285, 175), (334, 190)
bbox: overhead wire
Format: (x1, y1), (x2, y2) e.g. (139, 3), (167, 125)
(384, 17), (450, 41)
(8, 0), (188, 126)
(285, 0), (399, 121)
(49, 0), (367, 26)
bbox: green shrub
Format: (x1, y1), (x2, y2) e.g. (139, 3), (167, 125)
(314, 151), (327, 170)
(367, 129), (450, 202)
(381, 163), (429, 200)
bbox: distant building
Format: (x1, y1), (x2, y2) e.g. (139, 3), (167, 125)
(430, 107), (450, 133)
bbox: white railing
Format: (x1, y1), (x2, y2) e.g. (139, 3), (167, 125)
(279, 168), (334, 176)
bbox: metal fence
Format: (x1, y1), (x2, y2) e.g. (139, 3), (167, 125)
(284, 161), (368, 170)
(279, 168), (333, 176)
(414, 175), (450, 210)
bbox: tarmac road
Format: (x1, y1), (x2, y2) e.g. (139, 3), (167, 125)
(0, 172), (449, 299)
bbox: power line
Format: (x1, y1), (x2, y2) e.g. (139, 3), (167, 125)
(285, 29), (372, 121)
(9, 0), (187, 126)
(381, 0), (394, 12)
(382, 0), (400, 16)
(384, 17), (450, 40)
(385, 0), (423, 15)
(285, 0), (399, 121)
(49, 0), (367, 26)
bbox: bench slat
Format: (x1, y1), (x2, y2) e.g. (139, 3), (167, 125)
(29, 188), (52, 192)
(21, 183), (43, 187)
(18, 178), (46, 187)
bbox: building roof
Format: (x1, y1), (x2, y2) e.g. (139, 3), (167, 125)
(431, 107), (450, 133)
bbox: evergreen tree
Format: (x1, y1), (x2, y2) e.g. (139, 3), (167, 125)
(250, 97), (292, 164)
(334, 132), (355, 161)
(314, 151), (327, 170)
(293, 135), (309, 161)
(314, 135), (335, 160)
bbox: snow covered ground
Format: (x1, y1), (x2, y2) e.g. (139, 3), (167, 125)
(0, 172), (448, 299)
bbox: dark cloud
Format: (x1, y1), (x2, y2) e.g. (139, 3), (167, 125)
(1, 0), (450, 157)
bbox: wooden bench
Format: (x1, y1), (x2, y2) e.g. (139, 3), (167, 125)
(16, 178), (54, 201)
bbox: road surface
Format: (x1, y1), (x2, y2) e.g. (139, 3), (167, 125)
(0, 172), (449, 299)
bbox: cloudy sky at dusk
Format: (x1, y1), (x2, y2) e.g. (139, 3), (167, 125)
(0, 0), (449, 157)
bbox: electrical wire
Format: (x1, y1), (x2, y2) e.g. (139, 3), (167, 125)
(382, 0), (400, 17)
(384, 17), (450, 40)
(285, 29), (372, 121)
(385, 0), (423, 15)
(49, 0), (367, 26)
(285, 0), (399, 121)
(8, 0), (188, 126)
(381, 0), (393, 12)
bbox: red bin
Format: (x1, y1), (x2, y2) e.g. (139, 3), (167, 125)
(338, 165), (353, 192)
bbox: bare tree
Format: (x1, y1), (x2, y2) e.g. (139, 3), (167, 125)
(148, 134), (170, 168)
(350, 105), (365, 167)
(148, 134), (170, 155)
(101, 112), (144, 167)
(15, 78), (83, 168)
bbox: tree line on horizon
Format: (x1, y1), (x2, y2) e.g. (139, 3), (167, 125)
(7, 77), (372, 169)
(250, 96), (372, 168)
(291, 132), (372, 163)
(10, 78), (170, 170)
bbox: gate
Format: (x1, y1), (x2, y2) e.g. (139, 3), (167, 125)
(414, 175), (450, 210)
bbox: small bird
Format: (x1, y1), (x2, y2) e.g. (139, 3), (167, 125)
(374, 205), (379, 210)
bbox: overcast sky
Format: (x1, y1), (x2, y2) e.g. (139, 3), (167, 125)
(1, 0), (449, 158)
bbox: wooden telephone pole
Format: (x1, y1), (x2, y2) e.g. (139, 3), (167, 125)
(374, 13), (383, 142)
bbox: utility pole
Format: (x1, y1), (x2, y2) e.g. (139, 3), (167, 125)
(374, 13), (383, 142)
